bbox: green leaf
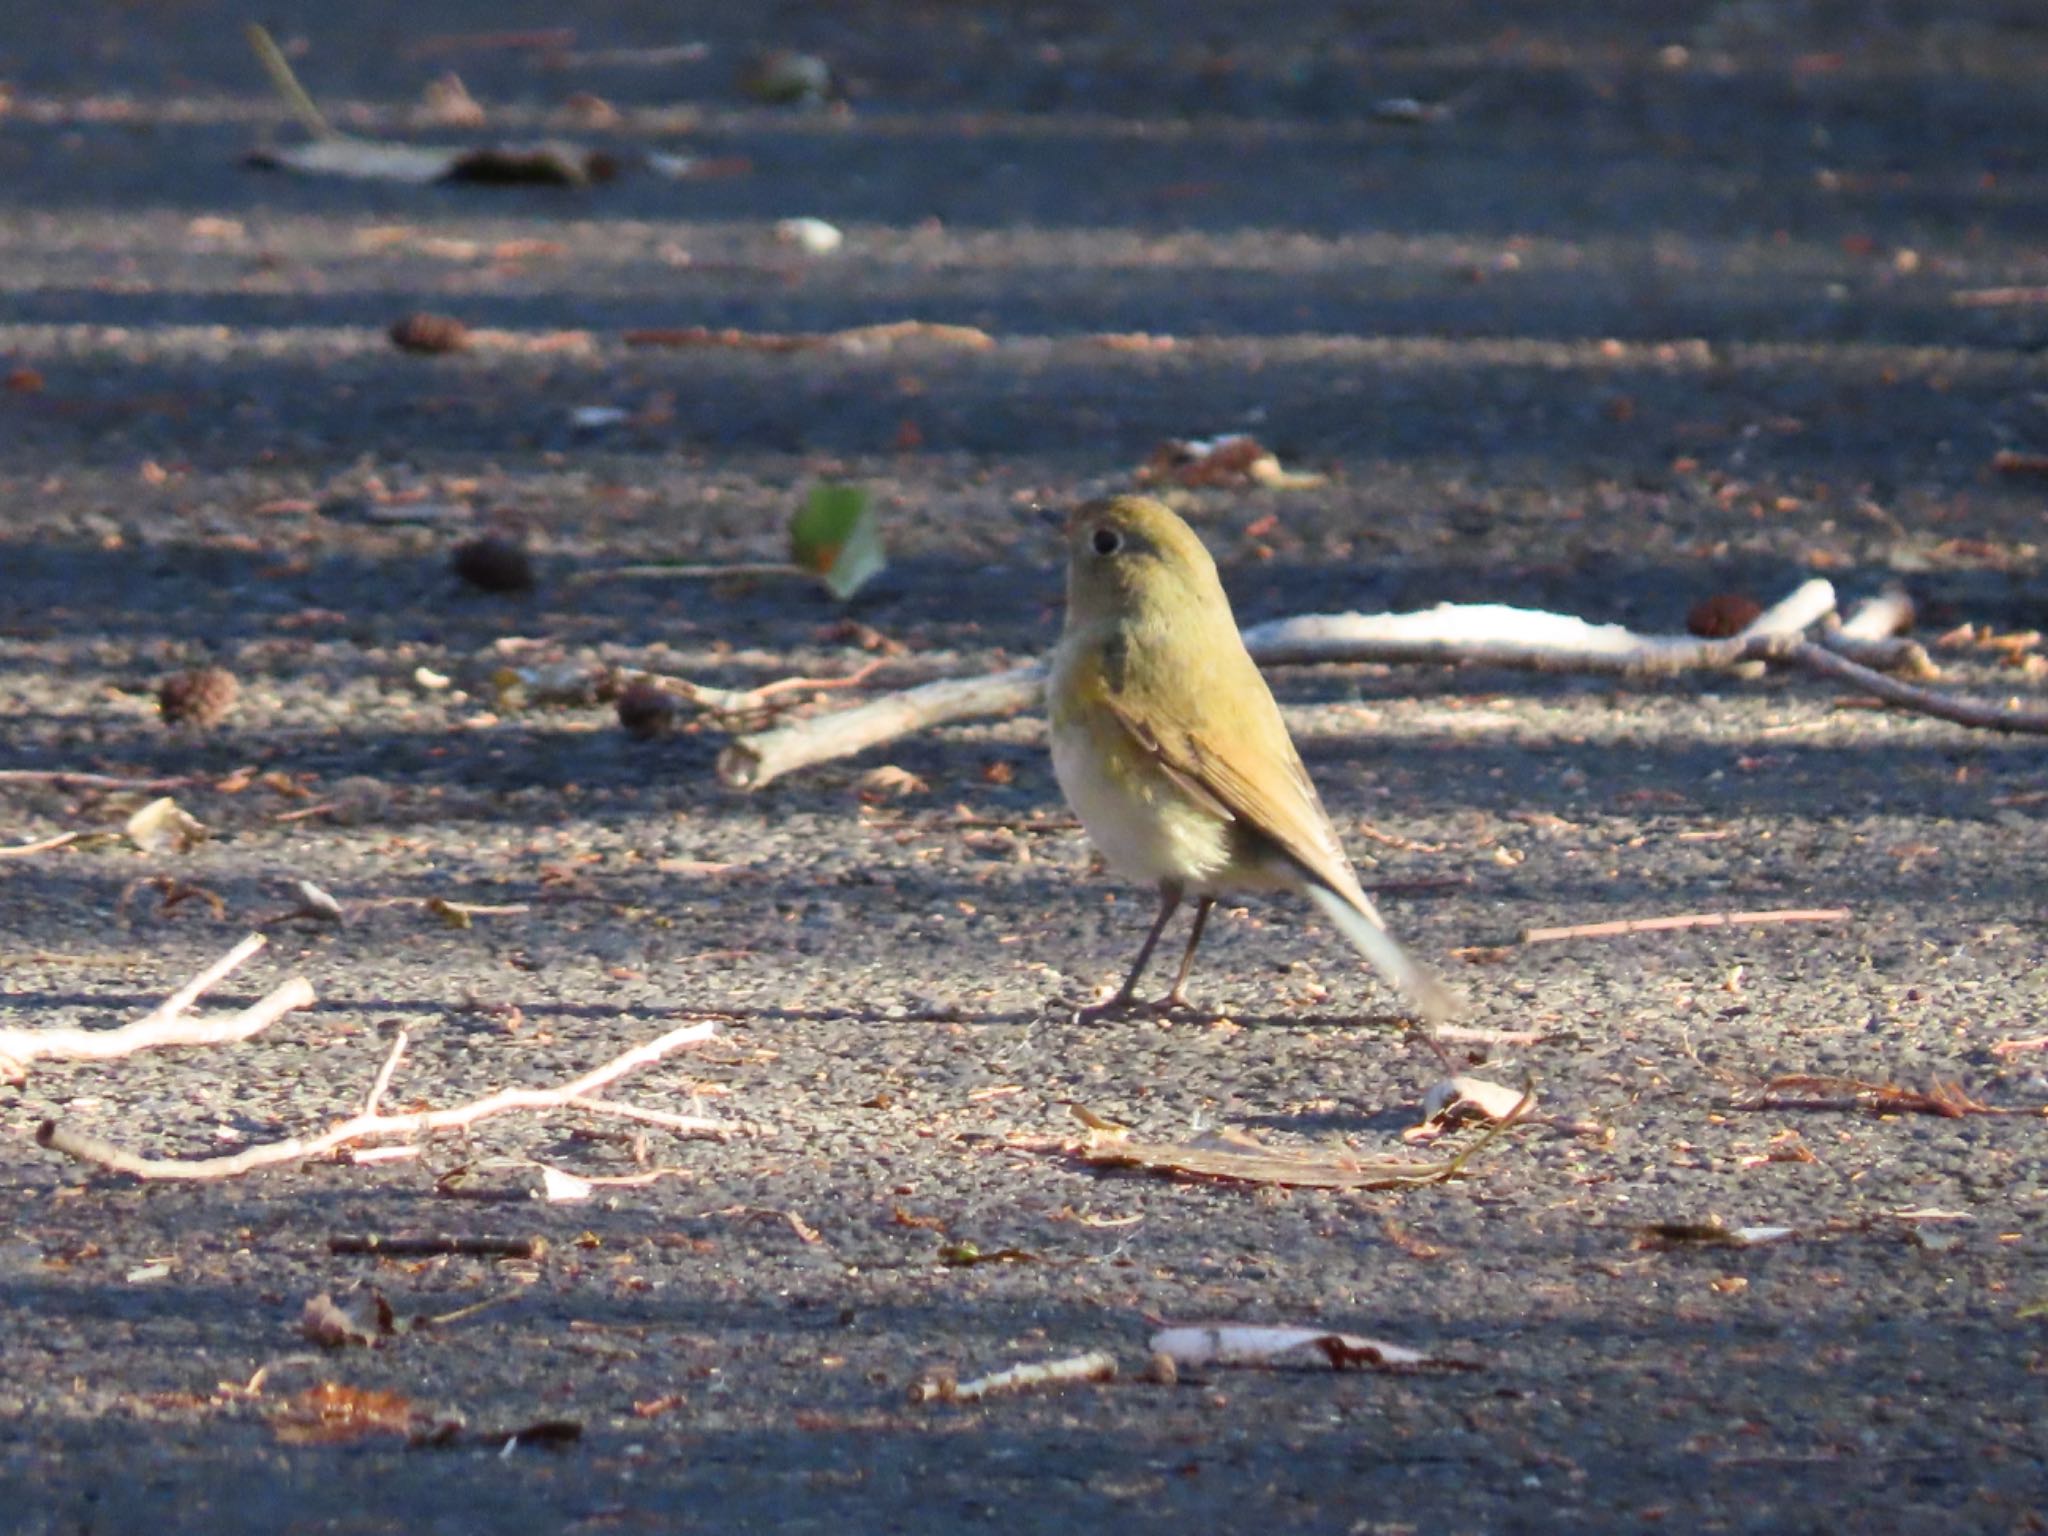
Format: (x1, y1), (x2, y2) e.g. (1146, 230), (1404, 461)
(789, 483), (885, 601)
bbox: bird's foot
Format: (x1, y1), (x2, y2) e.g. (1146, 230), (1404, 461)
(1071, 990), (1201, 1026)
(1072, 990), (1141, 1024)
(1410, 1021), (1460, 1074)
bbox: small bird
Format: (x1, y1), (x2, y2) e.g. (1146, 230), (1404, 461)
(1047, 494), (1457, 1035)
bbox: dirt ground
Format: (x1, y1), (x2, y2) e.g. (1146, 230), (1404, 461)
(4, 3), (2048, 1531)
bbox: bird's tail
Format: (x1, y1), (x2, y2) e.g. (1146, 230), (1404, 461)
(1304, 881), (1459, 1026)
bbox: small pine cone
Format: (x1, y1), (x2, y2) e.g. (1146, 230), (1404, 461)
(158, 666), (239, 728)
(1685, 592), (1763, 639)
(615, 681), (679, 739)
(451, 535), (535, 593)
(389, 312), (470, 355)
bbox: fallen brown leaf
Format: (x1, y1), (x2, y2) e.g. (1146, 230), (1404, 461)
(273, 1382), (435, 1444)
(1137, 434), (1326, 490)
(1078, 1125), (1461, 1190)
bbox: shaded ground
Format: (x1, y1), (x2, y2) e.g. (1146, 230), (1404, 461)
(3, 2), (2048, 1531)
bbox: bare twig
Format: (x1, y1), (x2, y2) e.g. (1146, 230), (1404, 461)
(911, 1350), (1118, 1404)
(1744, 580), (1841, 637)
(562, 1095), (745, 1138)
(1077, 1124), (1469, 1190)
(725, 658), (889, 706)
(420, 1291), (530, 1328)
(273, 801), (341, 825)
(535, 1163), (697, 1192)
(552, 42), (708, 68)
(1826, 591), (1934, 675)
(1820, 633), (1935, 675)
(1732, 1074), (2034, 1119)
(1837, 590), (1915, 642)
(0, 934), (314, 1076)
(362, 1028), (410, 1116)
(1952, 286), (2048, 308)
(1779, 639), (2048, 734)
(717, 578), (2028, 790)
(624, 321), (994, 355)
(574, 561), (807, 584)
(344, 1145), (422, 1166)
(1522, 908), (1850, 944)
(0, 770), (198, 790)
(0, 830), (81, 859)
(718, 664), (1047, 789)
(34, 1019), (729, 1181)
(1236, 579), (1834, 671)
(140, 934), (270, 1024)
(1247, 593), (1917, 678)
(424, 898), (530, 926)
(652, 658), (890, 723)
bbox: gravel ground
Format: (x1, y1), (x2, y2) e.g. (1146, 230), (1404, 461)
(4, 3), (2048, 1531)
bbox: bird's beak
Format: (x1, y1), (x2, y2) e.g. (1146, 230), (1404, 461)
(1034, 502), (1065, 531)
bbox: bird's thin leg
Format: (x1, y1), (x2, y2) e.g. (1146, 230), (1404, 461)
(1158, 895), (1214, 1010)
(1411, 1021), (1459, 1075)
(1077, 883), (1181, 1022)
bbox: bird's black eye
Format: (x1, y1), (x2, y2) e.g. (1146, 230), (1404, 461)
(1091, 526), (1122, 556)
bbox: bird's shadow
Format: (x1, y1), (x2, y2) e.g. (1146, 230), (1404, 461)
(1055, 1000), (1424, 1033)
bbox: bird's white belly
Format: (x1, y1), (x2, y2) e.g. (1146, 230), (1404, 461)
(1051, 720), (1235, 889)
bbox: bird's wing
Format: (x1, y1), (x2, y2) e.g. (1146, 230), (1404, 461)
(1099, 644), (1371, 913)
